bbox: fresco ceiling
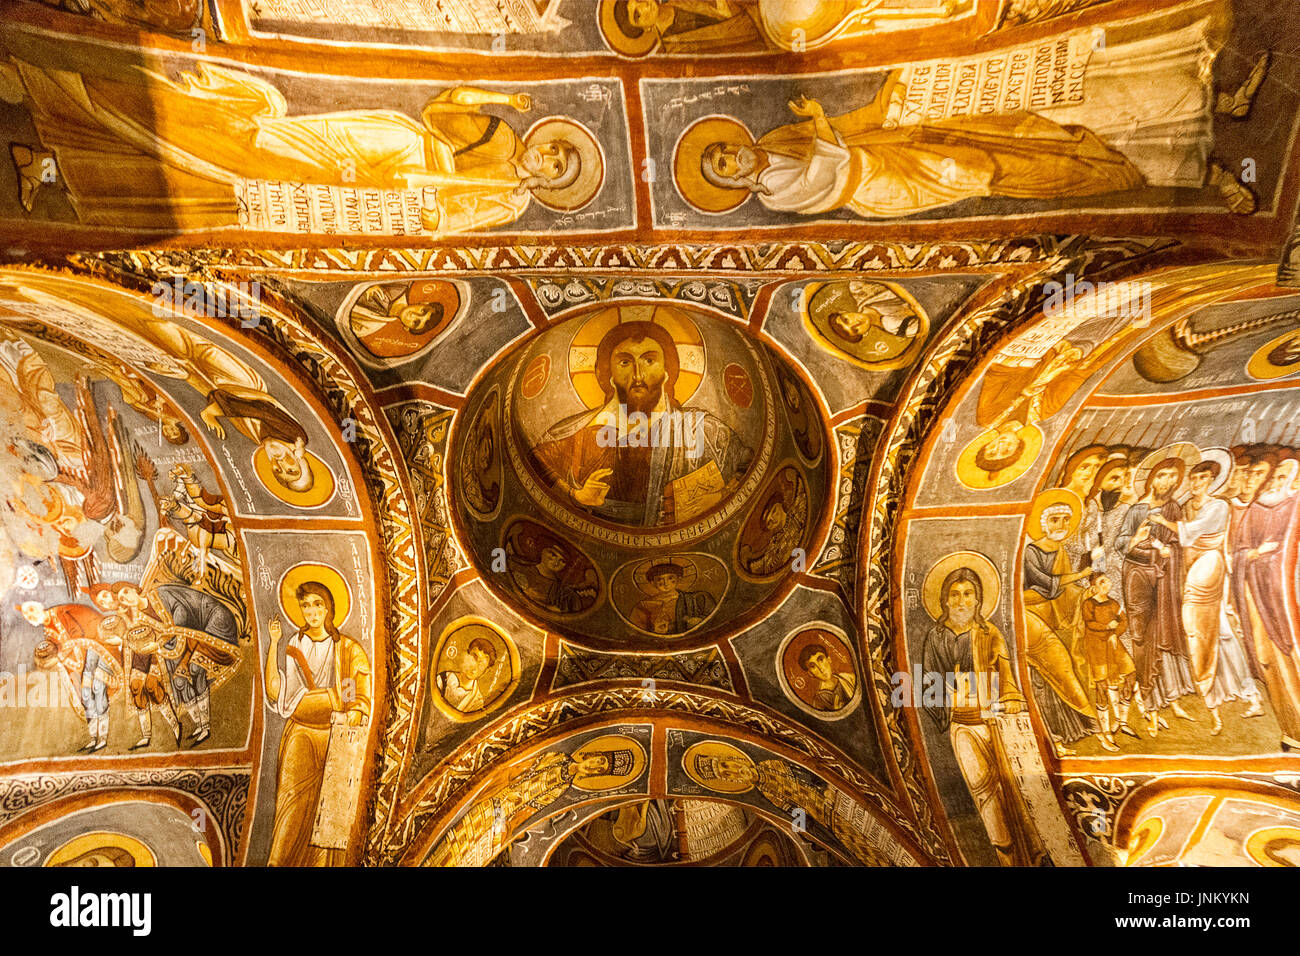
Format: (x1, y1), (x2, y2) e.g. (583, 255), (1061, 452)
(0, 0), (1296, 869)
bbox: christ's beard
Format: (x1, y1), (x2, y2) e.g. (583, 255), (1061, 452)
(617, 381), (662, 415)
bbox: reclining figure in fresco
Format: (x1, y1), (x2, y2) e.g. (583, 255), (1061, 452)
(0, 29), (601, 236)
(691, 16), (1265, 218)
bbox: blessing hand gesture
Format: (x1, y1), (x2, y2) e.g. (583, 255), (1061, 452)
(788, 95), (824, 119)
(573, 468), (612, 508)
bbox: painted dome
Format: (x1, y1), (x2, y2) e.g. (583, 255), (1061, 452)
(450, 301), (831, 648)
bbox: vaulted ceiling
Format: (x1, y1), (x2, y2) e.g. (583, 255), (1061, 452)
(0, 0), (1297, 868)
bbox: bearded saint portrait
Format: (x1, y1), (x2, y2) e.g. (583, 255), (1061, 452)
(526, 320), (753, 527)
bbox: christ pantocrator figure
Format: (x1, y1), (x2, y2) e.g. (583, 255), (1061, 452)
(527, 321), (753, 527)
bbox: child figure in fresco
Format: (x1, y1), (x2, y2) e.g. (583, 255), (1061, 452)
(1078, 573), (1140, 752)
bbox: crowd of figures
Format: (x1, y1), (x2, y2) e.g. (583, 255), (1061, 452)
(1022, 434), (1300, 754)
(0, 326), (248, 754)
(23, 491), (247, 754)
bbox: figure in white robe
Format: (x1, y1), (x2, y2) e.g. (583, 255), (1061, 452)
(702, 14), (1256, 219)
(1151, 475), (1263, 734)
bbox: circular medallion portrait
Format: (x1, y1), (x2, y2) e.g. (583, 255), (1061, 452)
(681, 739), (756, 794)
(430, 617), (520, 722)
(773, 363), (823, 466)
(802, 280), (929, 371)
(777, 624), (860, 719)
(499, 518), (603, 620)
(736, 463), (809, 583)
(569, 734), (648, 791)
(610, 552), (729, 638)
(343, 279), (463, 365)
(0, 798), (221, 867)
(956, 423), (1044, 490)
(253, 443), (336, 509)
(459, 385), (504, 521)
(1248, 326), (1300, 381)
(46, 832), (157, 868)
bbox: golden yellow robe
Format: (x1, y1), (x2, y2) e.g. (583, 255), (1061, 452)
(429, 752), (578, 867)
(751, 758), (902, 866)
(923, 619), (1047, 866)
(1021, 540), (1096, 719)
(656, 1), (763, 54)
(267, 634), (371, 867)
(755, 74), (1143, 219)
(4, 28), (528, 232)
